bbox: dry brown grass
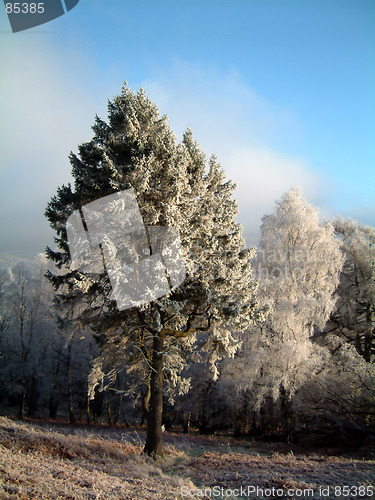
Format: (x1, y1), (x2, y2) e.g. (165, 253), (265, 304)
(0, 417), (374, 499)
(0, 417), (192, 499)
(178, 451), (375, 493)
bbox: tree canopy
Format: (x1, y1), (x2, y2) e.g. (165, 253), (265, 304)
(221, 188), (344, 436)
(325, 218), (375, 362)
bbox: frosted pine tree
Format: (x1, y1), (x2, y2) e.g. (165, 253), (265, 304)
(45, 84), (260, 456)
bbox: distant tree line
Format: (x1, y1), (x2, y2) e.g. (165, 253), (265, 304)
(0, 196), (373, 445)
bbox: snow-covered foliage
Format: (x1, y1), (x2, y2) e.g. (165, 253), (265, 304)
(45, 84), (261, 453)
(222, 188), (344, 411)
(295, 333), (375, 429)
(0, 258), (55, 415)
(0, 86), (373, 444)
(325, 218), (375, 362)
(0, 256), (97, 421)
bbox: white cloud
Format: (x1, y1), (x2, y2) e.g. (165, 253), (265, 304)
(143, 61), (325, 246)
(0, 49), (329, 257)
(225, 148), (322, 245)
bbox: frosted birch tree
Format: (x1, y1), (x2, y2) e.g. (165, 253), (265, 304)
(294, 334), (375, 431)
(296, 219), (375, 431)
(0, 272), (10, 336)
(222, 188), (344, 434)
(45, 84), (260, 456)
(0, 259), (55, 418)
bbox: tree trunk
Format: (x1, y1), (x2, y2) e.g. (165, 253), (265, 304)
(251, 410), (257, 434)
(280, 385), (294, 443)
(27, 375), (39, 417)
(234, 407), (242, 436)
(106, 401), (113, 426)
(183, 411), (191, 434)
(364, 305), (374, 362)
(243, 399), (249, 435)
(141, 380), (151, 426)
(86, 393), (90, 424)
(144, 332), (165, 457)
(114, 394), (122, 425)
(67, 363), (75, 424)
(49, 397), (58, 419)
(19, 378), (26, 420)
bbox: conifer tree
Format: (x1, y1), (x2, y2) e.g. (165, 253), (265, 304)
(45, 84), (260, 456)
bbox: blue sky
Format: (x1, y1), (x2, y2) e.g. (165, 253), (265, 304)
(0, 0), (374, 258)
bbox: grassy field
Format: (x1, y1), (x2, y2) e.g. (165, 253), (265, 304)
(0, 417), (374, 499)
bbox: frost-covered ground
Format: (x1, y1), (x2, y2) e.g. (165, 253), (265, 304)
(0, 417), (374, 499)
